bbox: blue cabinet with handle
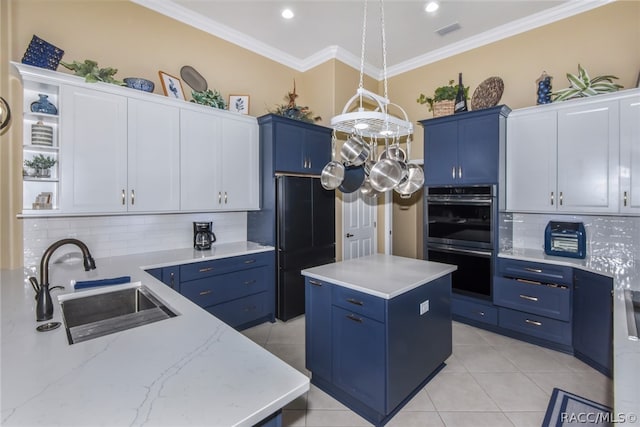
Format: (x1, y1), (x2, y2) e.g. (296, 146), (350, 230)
(420, 105), (510, 185)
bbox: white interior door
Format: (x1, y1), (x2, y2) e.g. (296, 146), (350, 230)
(342, 191), (377, 260)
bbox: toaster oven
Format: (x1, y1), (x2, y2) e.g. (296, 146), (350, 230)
(544, 221), (586, 259)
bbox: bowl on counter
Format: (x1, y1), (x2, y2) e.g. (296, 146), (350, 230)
(123, 77), (154, 93)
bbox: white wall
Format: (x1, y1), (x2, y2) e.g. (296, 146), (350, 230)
(22, 212), (247, 270)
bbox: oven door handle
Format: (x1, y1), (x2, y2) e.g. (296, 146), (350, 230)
(427, 197), (492, 205)
(428, 244), (492, 258)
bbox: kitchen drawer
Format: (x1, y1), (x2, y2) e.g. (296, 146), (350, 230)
(497, 258), (573, 286)
(207, 291), (270, 329)
(451, 296), (498, 326)
(179, 267), (268, 307)
(499, 307), (572, 345)
(332, 286), (386, 323)
(180, 252), (271, 282)
(494, 276), (571, 321)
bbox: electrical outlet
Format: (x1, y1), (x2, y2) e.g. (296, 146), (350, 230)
(420, 300), (429, 315)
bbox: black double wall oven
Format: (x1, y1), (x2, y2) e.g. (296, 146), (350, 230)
(425, 186), (497, 300)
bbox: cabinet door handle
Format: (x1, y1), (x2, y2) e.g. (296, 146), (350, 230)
(122, 189), (125, 205)
(244, 259), (256, 264)
(452, 166), (456, 179)
(624, 191), (628, 207)
(346, 314), (363, 323)
(559, 191), (563, 206)
(477, 311), (485, 317)
(218, 192), (222, 204)
(458, 166), (462, 179)
(309, 280), (323, 287)
(199, 290), (213, 296)
(130, 189), (135, 205)
(525, 319), (542, 326)
(346, 298), (364, 306)
(524, 267), (543, 273)
(550, 192), (554, 206)
(519, 294), (539, 302)
(169, 272), (175, 288)
(224, 191), (228, 204)
(199, 267), (213, 273)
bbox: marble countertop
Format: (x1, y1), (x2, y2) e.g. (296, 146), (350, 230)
(301, 254), (457, 299)
(499, 248), (639, 419)
(1, 241), (309, 427)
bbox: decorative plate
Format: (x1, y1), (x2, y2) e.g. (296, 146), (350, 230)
(471, 76), (504, 110)
(180, 65), (208, 92)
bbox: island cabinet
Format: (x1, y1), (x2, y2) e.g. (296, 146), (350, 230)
(494, 258), (573, 350)
(258, 114), (332, 175)
(146, 251), (275, 330)
(303, 255), (455, 427)
(419, 105), (509, 186)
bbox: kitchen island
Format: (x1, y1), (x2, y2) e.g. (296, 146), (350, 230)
(1, 242), (308, 427)
(302, 254), (457, 427)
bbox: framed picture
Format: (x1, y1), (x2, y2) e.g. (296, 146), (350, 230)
(158, 71), (185, 100)
(229, 95), (250, 114)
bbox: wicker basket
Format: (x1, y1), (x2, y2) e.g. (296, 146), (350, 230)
(433, 100), (454, 117)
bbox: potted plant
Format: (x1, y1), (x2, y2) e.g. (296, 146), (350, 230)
(552, 64), (623, 102)
(191, 89), (227, 109)
(59, 59), (125, 85)
(417, 79), (469, 117)
(24, 154), (57, 178)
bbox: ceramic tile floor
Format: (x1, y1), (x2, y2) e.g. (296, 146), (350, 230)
(242, 317), (613, 427)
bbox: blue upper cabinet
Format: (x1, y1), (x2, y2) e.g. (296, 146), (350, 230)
(259, 114), (332, 175)
(420, 105), (510, 185)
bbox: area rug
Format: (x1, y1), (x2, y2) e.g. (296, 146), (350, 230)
(542, 387), (612, 426)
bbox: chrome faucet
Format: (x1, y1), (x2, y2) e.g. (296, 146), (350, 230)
(29, 238), (96, 321)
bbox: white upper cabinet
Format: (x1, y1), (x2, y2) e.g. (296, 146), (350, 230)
(60, 85), (128, 213)
(620, 94), (640, 214)
(506, 89), (639, 215)
(180, 108), (259, 211)
(127, 98), (180, 212)
(556, 100), (619, 213)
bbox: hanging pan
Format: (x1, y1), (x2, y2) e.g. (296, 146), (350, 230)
(338, 165), (365, 194)
(394, 137), (425, 198)
(321, 132), (345, 190)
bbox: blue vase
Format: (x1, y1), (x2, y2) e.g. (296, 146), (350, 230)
(30, 94), (58, 115)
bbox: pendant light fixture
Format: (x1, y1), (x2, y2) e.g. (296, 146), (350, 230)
(321, 0), (423, 198)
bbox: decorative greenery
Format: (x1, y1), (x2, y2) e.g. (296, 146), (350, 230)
(191, 89), (227, 109)
(270, 80), (321, 123)
(60, 59), (124, 85)
(24, 154), (56, 170)
(552, 64), (623, 102)
(417, 79), (469, 112)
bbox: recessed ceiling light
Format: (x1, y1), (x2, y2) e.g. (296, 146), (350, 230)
(425, 2), (439, 13)
(281, 8), (294, 19)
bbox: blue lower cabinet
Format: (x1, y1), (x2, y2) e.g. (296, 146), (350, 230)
(207, 291), (270, 329)
(451, 295), (498, 326)
(145, 266), (179, 289)
(498, 307), (572, 346)
(573, 270), (613, 377)
(332, 305), (386, 412)
(305, 278), (333, 380)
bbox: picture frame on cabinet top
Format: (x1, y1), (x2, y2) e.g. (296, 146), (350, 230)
(158, 71), (185, 101)
(229, 95), (249, 115)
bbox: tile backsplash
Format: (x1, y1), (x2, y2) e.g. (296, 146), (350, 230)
(500, 213), (640, 261)
(22, 212), (247, 269)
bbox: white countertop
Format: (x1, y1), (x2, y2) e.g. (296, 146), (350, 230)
(499, 248), (639, 419)
(301, 254), (457, 299)
(1, 241), (309, 427)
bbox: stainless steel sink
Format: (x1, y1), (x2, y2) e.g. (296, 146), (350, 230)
(59, 283), (178, 344)
(624, 289), (640, 341)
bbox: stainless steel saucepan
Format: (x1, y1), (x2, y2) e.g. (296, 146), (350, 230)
(340, 134), (370, 167)
(321, 133), (345, 190)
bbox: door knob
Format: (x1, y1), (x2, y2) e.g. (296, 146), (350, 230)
(346, 233), (354, 238)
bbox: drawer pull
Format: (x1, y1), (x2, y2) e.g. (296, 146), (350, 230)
(347, 314), (363, 323)
(524, 267), (543, 273)
(199, 290), (213, 296)
(477, 311), (485, 316)
(525, 319), (542, 326)
(346, 298), (364, 306)
(309, 280), (323, 287)
(516, 278), (543, 286)
(244, 259), (256, 264)
(519, 294), (539, 302)
(243, 280), (256, 285)
(199, 267), (214, 273)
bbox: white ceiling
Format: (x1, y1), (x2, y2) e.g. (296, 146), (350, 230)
(132, 0), (612, 79)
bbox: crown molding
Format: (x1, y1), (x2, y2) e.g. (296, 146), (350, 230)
(132, 0), (614, 81)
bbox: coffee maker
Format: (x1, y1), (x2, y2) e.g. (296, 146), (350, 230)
(193, 222), (216, 250)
